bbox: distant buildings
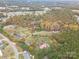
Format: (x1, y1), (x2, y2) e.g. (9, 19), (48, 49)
(21, 7), (30, 10)
(0, 7), (6, 10)
(52, 7), (63, 10)
(43, 7), (51, 11)
(72, 10), (79, 13)
(0, 6), (51, 17)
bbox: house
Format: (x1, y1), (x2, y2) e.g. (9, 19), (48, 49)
(39, 43), (49, 49)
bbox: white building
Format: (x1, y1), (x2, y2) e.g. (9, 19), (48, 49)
(0, 50), (3, 56)
(7, 12), (33, 17)
(21, 7), (30, 10)
(0, 7), (6, 10)
(44, 7), (51, 11)
(52, 7), (63, 10)
(23, 51), (31, 59)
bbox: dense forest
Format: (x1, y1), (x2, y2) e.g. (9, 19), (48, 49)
(1, 9), (79, 59)
(5, 9), (77, 31)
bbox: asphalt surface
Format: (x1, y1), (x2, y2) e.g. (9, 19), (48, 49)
(0, 33), (19, 59)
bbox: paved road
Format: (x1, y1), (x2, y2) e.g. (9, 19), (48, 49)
(0, 33), (19, 59)
(77, 16), (79, 23)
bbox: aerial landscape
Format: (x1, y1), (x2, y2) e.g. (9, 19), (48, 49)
(0, 0), (79, 59)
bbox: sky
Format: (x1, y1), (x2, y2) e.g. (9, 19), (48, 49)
(7, 0), (79, 1)
(3, 0), (79, 2)
(45, 0), (79, 1)
(4, 0), (79, 2)
(32, 0), (79, 1)
(25, 0), (79, 1)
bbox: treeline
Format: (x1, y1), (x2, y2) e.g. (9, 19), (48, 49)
(4, 9), (77, 31)
(33, 30), (79, 59)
